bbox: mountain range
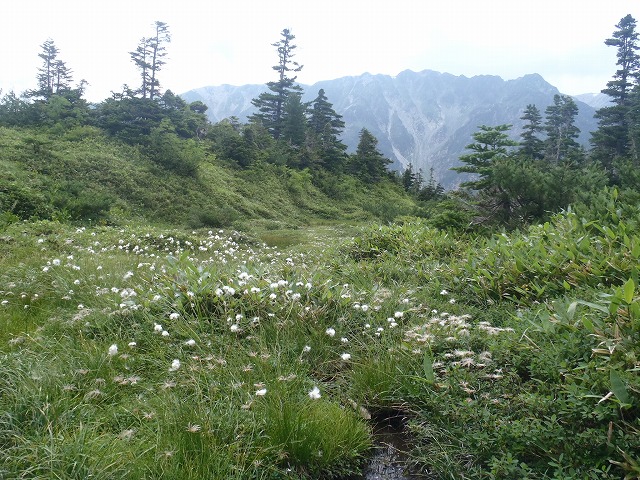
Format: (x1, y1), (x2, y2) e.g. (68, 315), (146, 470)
(181, 70), (604, 188)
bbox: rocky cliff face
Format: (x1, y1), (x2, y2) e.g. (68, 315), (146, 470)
(182, 70), (598, 188)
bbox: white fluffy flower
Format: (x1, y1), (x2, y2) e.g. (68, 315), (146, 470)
(255, 388), (267, 396)
(340, 353), (351, 361)
(169, 359), (181, 372)
(185, 339), (196, 346)
(308, 386), (321, 399)
(169, 312), (180, 320)
(325, 327), (336, 337)
(108, 344), (118, 356)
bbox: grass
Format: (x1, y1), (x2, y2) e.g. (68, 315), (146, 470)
(2, 189), (640, 478)
(0, 126), (416, 230)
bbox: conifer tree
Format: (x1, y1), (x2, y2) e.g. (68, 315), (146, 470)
(452, 124), (517, 190)
(591, 14), (639, 164)
(281, 93), (307, 147)
(130, 21), (171, 100)
(250, 29), (303, 140)
(402, 163), (417, 191)
(308, 88), (347, 170)
(33, 39), (73, 99)
(544, 94), (581, 163)
(519, 104), (544, 159)
(308, 89), (344, 137)
(350, 128), (391, 183)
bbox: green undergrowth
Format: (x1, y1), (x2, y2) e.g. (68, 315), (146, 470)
(0, 126), (414, 231)
(2, 188), (640, 478)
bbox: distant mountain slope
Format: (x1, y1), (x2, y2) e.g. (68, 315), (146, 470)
(182, 70), (599, 187)
(573, 92), (612, 110)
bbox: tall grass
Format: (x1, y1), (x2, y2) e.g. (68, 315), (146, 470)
(2, 188), (640, 478)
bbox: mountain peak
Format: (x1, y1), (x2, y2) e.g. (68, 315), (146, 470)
(181, 70), (597, 187)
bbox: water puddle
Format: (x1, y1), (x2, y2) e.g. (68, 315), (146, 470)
(356, 410), (423, 480)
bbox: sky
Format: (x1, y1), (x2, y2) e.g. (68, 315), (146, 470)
(2, 0), (639, 103)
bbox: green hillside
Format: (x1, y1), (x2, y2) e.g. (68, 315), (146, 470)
(0, 126), (416, 230)
(2, 16), (640, 479)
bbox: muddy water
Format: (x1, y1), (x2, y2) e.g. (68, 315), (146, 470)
(357, 413), (423, 480)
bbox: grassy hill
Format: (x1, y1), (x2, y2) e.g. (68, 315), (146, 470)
(2, 125), (640, 479)
(0, 126), (416, 231)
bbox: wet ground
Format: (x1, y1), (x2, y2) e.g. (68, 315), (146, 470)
(358, 412), (423, 480)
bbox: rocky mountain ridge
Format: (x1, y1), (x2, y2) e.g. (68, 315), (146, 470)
(181, 69), (600, 187)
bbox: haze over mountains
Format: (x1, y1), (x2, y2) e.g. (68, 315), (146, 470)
(181, 69), (603, 187)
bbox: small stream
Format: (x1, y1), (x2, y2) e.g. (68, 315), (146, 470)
(356, 411), (423, 480)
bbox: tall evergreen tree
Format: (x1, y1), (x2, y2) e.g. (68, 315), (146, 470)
(591, 14), (639, 164)
(130, 22), (171, 99)
(129, 38), (151, 98)
(402, 163), (417, 192)
(250, 29), (303, 140)
(452, 124), (517, 190)
(281, 93), (307, 147)
(544, 94), (581, 163)
(350, 128), (391, 183)
(32, 39), (73, 99)
(519, 104), (544, 159)
(308, 89), (344, 137)
(419, 166), (444, 200)
(308, 88), (347, 170)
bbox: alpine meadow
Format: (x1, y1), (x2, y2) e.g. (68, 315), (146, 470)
(3, 16), (640, 480)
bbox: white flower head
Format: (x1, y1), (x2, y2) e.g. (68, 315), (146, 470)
(308, 386), (321, 399)
(325, 327), (336, 337)
(169, 359), (181, 372)
(185, 339), (196, 347)
(108, 344), (118, 356)
(440, 289), (449, 296)
(340, 353), (351, 361)
(302, 345), (311, 353)
(394, 311), (404, 318)
(255, 388), (267, 396)
(169, 312), (180, 320)
(154, 323), (163, 332)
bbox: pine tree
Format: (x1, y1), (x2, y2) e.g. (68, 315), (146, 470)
(129, 38), (151, 98)
(281, 93), (307, 147)
(250, 29), (303, 140)
(419, 166), (444, 200)
(544, 95), (581, 163)
(519, 104), (544, 159)
(452, 124), (517, 190)
(130, 22), (171, 99)
(350, 128), (391, 183)
(32, 39), (73, 99)
(591, 14), (639, 164)
(308, 88), (347, 171)
(402, 163), (416, 191)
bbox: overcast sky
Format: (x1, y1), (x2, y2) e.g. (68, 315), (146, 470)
(2, 0), (639, 102)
